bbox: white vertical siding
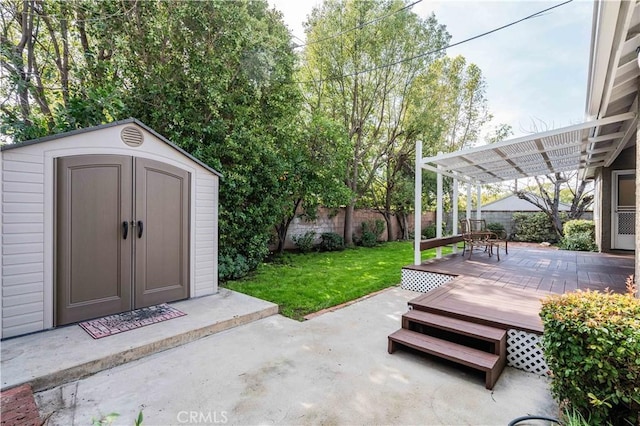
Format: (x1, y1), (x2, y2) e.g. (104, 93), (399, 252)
(193, 172), (218, 297)
(2, 151), (46, 338)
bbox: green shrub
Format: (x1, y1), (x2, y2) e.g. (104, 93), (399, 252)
(319, 232), (344, 252)
(540, 289), (640, 425)
(560, 232), (598, 252)
(421, 222), (448, 239)
(359, 219), (385, 247)
(560, 220), (597, 251)
(219, 253), (251, 281)
(563, 219), (595, 237)
(422, 223), (437, 239)
(292, 231), (316, 253)
(512, 212), (557, 242)
(486, 222), (507, 239)
(219, 236), (269, 281)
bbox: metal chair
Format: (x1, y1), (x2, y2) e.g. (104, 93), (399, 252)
(459, 219), (499, 260)
(467, 218), (508, 256)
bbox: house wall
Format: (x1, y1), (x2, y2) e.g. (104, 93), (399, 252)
(1, 123), (219, 338)
(598, 146), (635, 253)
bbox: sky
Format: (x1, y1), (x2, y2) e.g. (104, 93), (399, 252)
(267, 0), (594, 140)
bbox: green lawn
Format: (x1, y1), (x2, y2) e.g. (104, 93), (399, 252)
(223, 241), (454, 320)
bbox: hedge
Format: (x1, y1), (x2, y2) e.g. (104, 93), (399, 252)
(540, 286), (640, 425)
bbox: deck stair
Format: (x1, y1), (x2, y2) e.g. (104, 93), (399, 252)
(388, 310), (506, 389)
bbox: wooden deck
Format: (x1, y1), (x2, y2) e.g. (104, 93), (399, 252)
(405, 244), (634, 334)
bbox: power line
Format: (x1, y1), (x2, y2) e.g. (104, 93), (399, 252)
(296, 0), (573, 84)
(293, 0), (424, 49)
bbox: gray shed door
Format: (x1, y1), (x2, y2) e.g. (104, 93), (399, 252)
(56, 155), (190, 325)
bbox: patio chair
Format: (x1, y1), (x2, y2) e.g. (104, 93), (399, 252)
(467, 218), (508, 255)
(459, 219), (499, 260)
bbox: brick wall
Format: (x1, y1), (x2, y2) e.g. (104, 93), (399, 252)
(278, 208), (435, 249)
(276, 207), (593, 249)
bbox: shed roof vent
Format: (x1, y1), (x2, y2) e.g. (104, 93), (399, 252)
(121, 126), (144, 147)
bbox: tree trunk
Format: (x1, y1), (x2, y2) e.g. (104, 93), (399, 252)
(383, 211), (394, 241)
(274, 222), (287, 254)
(397, 212), (409, 240)
(274, 199), (302, 254)
(344, 202), (355, 246)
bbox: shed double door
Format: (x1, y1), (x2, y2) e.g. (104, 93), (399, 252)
(56, 155), (189, 326)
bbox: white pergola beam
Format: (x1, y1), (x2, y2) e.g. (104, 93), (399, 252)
(604, 114), (638, 167)
(587, 132), (625, 143)
(422, 112), (635, 164)
(421, 163), (473, 183)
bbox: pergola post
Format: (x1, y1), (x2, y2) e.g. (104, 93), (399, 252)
(466, 182), (472, 222)
(452, 174), (459, 253)
(436, 157), (443, 259)
(476, 183), (482, 219)
(414, 140), (422, 266)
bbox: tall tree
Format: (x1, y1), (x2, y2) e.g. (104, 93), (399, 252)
(364, 55), (490, 239)
(1, 0), (125, 141)
(301, 0), (450, 245)
(112, 0), (304, 277)
(1, 0), (303, 279)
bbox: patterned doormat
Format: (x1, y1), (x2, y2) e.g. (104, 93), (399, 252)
(79, 304), (186, 339)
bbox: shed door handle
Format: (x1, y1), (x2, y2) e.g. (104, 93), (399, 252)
(122, 221), (128, 240)
(137, 220), (144, 238)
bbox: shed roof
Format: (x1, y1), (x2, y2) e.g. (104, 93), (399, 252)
(1, 118), (222, 177)
(482, 194), (573, 212)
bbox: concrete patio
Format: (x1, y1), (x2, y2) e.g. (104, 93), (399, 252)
(1, 289), (278, 393)
(25, 287), (557, 425)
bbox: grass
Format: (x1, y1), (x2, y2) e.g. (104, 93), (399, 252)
(223, 241), (454, 320)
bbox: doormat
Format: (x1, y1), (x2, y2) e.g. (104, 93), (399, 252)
(79, 304), (186, 339)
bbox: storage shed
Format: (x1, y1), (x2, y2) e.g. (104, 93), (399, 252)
(1, 119), (220, 339)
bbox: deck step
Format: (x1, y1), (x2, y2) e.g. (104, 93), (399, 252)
(402, 310), (506, 343)
(388, 329), (504, 389)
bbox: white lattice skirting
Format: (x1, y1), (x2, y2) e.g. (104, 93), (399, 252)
(401, 269), (455, 293)
(507, 329), (549, 376)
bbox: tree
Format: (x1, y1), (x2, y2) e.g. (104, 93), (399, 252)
(1, 0), (125, 141)
(515, 173), (593, 238)
(301, 0), (450, 245)
(485, 123), (513, 145)
(1, 0), (303, 279)
(513, 121), (593, 238)
(273, 113), (352, 253)
(111, 0), (303, 277)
